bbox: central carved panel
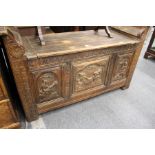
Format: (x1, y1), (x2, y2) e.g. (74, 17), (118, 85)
(72, 56), (110, 93)
(75, 64), (103, 92)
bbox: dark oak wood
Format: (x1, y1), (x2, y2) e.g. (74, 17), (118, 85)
(1, 28), (38, 121)
(0, 26), (149, 121)
(18, 26), (46, 36)
(144, 27), (155, 59)
(0, 31), (20, 128)
(50, 26), (80, 33)
(0, 67), (20, 128)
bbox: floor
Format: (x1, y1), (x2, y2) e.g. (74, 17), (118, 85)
(26, 28), (155, 129)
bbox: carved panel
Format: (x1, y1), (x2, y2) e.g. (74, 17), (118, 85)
(72, 56), (110, 93)
(38, 73), (59, 101)
(111, 53), (133, 83)
(32, 66), (62, 103)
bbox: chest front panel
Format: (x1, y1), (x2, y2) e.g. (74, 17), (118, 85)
(27, 44), (136, 112)
(72, 55), (110, 94)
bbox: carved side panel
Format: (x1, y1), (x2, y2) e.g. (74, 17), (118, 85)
(32, 66), (62, 103)
(3, 30), (38, 121)
(72, 56), (110, 93)
(111, 53), (133, 83)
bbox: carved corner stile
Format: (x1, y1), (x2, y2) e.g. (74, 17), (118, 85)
(2, 29), (39, 121)
(121, 27), (150, 90)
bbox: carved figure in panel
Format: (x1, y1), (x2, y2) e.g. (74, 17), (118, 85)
(37, 72), (59, 103)
(73, 57), (110, 92)
(112, 53), (133, 82)
(75, 64), (103, 92)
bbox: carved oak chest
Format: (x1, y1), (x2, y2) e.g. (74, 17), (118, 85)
(0, 26), (149, 121)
